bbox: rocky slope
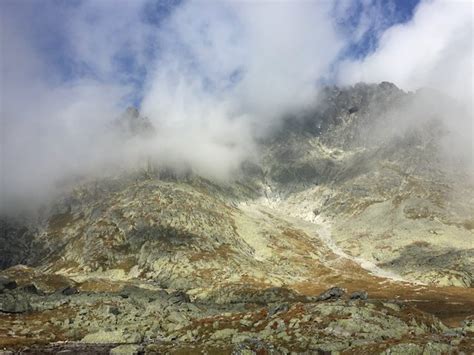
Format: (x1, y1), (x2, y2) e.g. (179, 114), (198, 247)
(1, 82), (473, 353)
(261, 82), (473, 287)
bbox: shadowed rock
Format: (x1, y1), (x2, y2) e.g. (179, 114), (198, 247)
(61, 286), (79, 296)
(0, 292), (31, 313)
(350, 290), (368, 300)
(0, 276), (17, 292)
(268, 303), (289, 317)
(317, 287), (346, 301)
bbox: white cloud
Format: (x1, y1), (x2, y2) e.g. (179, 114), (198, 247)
(337, 0), (473, 106)
(337, 0), (473, 168)
(1, 0), (472, 210)
(1, 1), (346, 207)
(140, 1), (345, 176)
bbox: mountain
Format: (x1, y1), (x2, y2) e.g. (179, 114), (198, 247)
(1, 82), (473, 353)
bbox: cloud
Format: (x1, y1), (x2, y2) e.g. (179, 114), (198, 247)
(1, 0), (345, 209)
(0, 0), (472, 211)
(337, 0), (473, 170)
(0, 0), (141, 208)
(337, 0), (473, 106)
(139, 1), (344, 178)
(141, 1), (344, 126)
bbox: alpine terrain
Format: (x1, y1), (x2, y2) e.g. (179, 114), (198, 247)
(1, 83), (473, 354)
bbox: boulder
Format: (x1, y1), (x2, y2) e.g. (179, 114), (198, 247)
(109, 344), (141, 355)
(350, 290), (368, 300)
(348, 106), (359, 114)
(81, 329), (141, 344)
(0, 277), (17, 293)
(268, 303), (289, 317)
(167, 290), (190, 305)
(462, 318), (474, 333)
(210, 328), (237, 340)
(82, 330), (124, 344)
(317, 287), (346, 301)
(108, 306), (121, 316)
(0, 292), (31, 313)
(61, 286), (79, 296)
(21, 283), (44, 295)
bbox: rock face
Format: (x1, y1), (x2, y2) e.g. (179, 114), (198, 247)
(260, 83), (473, 287)
(0, 82), (473, 353)
(0, 219), (42, 269)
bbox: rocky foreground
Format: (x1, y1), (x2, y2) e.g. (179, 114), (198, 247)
(1, 266), (473, 354)
(1, 83), (473, 353)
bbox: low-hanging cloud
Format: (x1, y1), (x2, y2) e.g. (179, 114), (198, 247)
(139, 1), (344, 178)
(0, 0), (472, 211)
(338, 0), (473, 106)
(337, 0), (473, 170)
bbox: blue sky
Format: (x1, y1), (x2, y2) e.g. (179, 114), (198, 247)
(337, 0), (420, 59)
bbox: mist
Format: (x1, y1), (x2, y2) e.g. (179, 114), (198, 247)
(0, 0), (472, 212)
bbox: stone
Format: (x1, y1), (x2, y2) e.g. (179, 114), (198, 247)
(348, 106), (359, 114)
(110, 344), (141, 355)
(210, 328), (237, 340)
(462, 319), (474, 333)
(276, 330), (291, 341)
(450, 338), (461, 346)
(289, 318), (300, 329)
(167, 290), (190, 304)
(383, 303), (401, 312)
(231, 332), (254, 344)
(108, 306), (121, 316)
(0, 277), (17, 293)
(21, 283), (44, 295)
(178, 332), (192, 342)
(61, 286), (79, 296)
(0, 292), (31, 313)
(167, 310), (188, 325)
(184, 303), (200, 313)
(317, 287), (346, 301)
(350, 290), (368, 300)
(268, 303), (289, 317)
(81, 330), (141, 344)
(266, 318), (286, 333)
(239, 319), (254, 327)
